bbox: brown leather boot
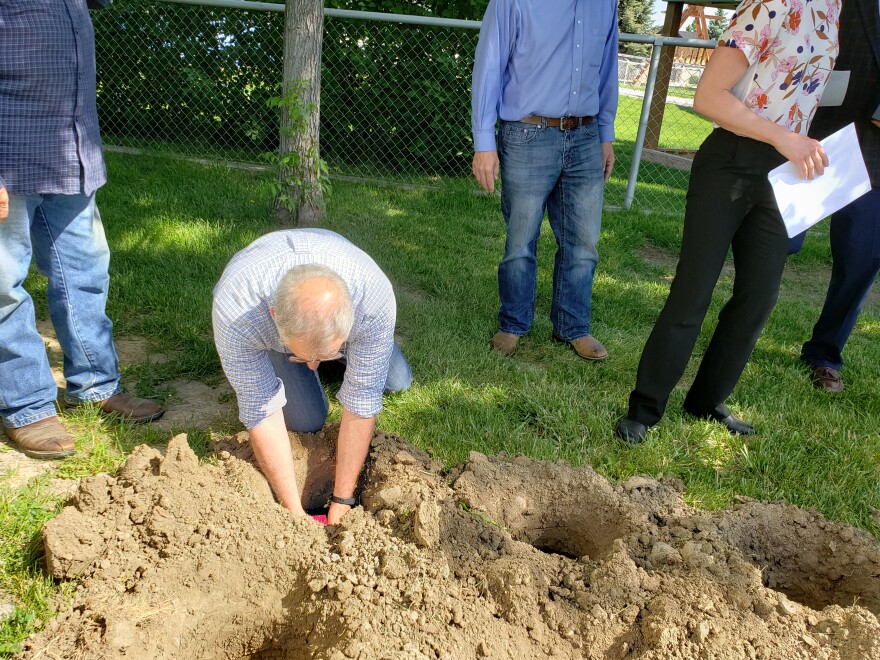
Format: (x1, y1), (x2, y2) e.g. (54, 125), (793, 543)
(489, 331), (520, 357)
(68, 392), (165, 423)
(554, 334), (608, 361)
(96, 392), (165, 423)
(4, 417), (75, 459)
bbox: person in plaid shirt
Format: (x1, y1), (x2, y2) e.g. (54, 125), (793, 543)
(0, 0), (164, 460)
(213, 229), (412, 525)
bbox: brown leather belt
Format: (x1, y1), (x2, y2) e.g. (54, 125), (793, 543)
(520, 115), (596, 129)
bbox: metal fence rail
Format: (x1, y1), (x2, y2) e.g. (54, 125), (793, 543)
(92, 0), (716, 215)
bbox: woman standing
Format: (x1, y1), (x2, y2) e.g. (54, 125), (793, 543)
(616, 0), (841, 443)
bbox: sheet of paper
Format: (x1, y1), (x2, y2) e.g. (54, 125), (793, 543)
(818, 70), (849, 107)
(768, 123), (872, 238)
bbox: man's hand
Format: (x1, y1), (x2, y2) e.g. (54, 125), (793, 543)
(0, 187), (8, 224)
(773, 131), (829, 180)
(872, 118), (880, 130)
(327, 501), (352, 525)
(473, 150), (500, 193)
(601, 142), (615, 182)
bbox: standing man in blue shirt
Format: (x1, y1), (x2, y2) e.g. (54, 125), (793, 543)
(0, 0), (164, 460)
(472, 0), (619, 360)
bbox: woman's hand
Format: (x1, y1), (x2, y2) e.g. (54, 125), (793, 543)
(773, 131), (829, 179)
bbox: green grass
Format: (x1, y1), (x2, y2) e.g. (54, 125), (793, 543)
(606, 95), (713, 211)
(0, 477), (75, 655)
(620, 82), (699, 100)
(2, 151), (878, 652)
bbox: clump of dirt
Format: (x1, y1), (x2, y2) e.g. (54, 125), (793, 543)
(19, 430), (880, 659)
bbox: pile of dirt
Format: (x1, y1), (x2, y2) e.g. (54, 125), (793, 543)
(18, 429), (880, 659)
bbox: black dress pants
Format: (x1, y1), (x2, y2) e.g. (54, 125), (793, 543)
(627, 128), (790, 426)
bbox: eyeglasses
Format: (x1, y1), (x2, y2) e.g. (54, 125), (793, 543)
(287, 350), (344, 364)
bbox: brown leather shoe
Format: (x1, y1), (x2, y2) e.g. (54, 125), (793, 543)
(489, 331), (520, 356)
(68, 392), (165, 423)
(554, 334), (608, 361)
(810, 366), (844, 393)
(4, 417), (75, 459)
(98, 392), (165, 423)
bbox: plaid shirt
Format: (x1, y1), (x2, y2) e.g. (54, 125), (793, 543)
(0, 0), (106, 195)
(213, 230), (397, 430)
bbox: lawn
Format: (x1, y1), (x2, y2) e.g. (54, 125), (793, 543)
(1, 150), (878, 653)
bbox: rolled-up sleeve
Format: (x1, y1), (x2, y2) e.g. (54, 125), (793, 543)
(212, 305), (287, 430)
(336, 302), (396, 418)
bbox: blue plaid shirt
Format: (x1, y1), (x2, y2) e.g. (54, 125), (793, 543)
(213, 230), (397, 430)
(0, 0), (106, 195)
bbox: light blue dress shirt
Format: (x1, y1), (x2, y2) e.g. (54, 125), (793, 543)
(471, 0), (619, 152)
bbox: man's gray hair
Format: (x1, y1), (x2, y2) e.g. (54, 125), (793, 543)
(273, 264), (354, 351)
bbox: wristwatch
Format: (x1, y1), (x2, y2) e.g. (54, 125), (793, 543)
(328, 494), (357, 507)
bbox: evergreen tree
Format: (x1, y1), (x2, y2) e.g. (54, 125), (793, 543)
(708, 15), (730, 41)
(618, 0), (658, 54)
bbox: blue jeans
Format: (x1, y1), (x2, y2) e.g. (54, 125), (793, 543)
(497, 119), (605, 340)
(268, 344), (412, 433)
(0, 192), (122, 428)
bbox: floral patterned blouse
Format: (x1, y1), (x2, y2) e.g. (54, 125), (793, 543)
(719, 0), (841, 134)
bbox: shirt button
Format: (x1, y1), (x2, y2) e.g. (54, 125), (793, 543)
(576, 44), (580, 48)
(572, 91), (577, 95)
(576, 68), (581, 72)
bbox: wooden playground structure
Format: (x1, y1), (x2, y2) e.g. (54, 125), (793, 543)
(641, 0), (739, 166)
(674, 4), (727, 65)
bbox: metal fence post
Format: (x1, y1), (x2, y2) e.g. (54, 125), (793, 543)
(624, 38), (664, 210)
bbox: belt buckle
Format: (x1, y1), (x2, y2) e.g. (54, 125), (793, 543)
(561, 116), (577, 130)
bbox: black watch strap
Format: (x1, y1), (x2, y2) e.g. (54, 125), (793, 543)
(329, 494), (357, 507)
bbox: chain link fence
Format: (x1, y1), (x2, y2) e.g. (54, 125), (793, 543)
(92, 0), (715, 215)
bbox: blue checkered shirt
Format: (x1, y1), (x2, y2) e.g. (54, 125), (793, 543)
(0, 0), (106, 195)
(213, 230), (397, 430)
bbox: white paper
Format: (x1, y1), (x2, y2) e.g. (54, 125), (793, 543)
(818, 70), (849, 107)
(768, 123), (872, 238)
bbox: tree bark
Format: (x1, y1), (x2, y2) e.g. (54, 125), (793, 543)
(276, 0), (325, 227)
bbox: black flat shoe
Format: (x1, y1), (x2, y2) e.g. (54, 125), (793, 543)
(615, 417), (649, 445)
(684, 408), (756, 436)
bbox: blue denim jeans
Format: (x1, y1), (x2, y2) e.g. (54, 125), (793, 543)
(497, 119), (605, 340)
(268, 343), (412, 433)
(0, 192), (122, 428)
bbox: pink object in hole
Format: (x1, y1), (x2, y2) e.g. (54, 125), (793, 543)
(310, 514), (328, 525)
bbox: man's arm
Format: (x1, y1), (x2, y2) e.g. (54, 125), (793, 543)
(249, 409), (306, 516)
(212, 304), (312, 516)
(0, 186), (8, 224)
(471, 0), (514, 193)
(327, 409), (376, 524)
(597, 0), (619, 182)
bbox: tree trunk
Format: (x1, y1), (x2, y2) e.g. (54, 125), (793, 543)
(276, 0), (325, 227)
